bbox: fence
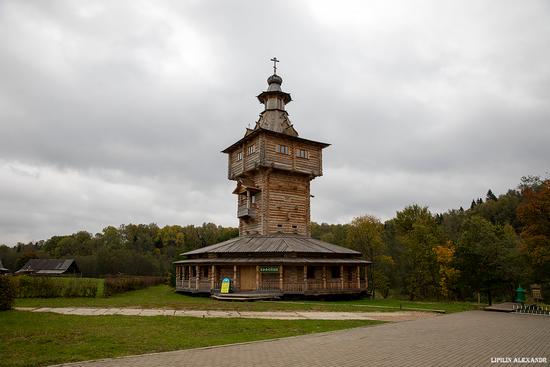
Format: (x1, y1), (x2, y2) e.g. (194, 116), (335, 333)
(175, 278), (367, 293)
(513, 303), (550, 316)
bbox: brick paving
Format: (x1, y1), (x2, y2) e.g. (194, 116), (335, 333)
(51, 311), (550, 367)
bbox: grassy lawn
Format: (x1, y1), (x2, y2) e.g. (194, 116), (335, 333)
(0, 311), (381, 367)
(15, 285), (483, 314)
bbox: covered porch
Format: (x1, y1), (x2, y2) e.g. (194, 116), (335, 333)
(174, 260), (369, 296)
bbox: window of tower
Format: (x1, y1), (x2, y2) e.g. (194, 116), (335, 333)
(276, 144), (289, 155)
(251, 194), (256, 204)
(236, 151), (243, 161)
(247, 144), (256, 155)
(296, 149), (309, 159)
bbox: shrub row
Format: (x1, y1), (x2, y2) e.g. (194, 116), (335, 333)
(104, 275), (166, 297)
(13, 276), (98, 298)
(0, 276), (16, 310)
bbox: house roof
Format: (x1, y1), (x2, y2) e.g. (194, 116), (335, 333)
(0, 259), (8, 272)
(181, 234), (361, 256)
(16, 259), (78, 274)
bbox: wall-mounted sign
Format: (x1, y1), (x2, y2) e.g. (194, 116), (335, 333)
(220, 277), (231, 294)
(259, 266), (279, 273)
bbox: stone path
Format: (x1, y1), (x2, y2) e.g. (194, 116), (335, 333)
(485, 302), (518, 312)
(15, 306), (435, 321)
(49, 311), (550, 367)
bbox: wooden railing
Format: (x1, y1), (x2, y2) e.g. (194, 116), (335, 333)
(176, 278), (368, 292)
(307, 281), (324, 290)
(198, 280), (211, 291)
(283, 282), (304, 293)
(258, 280), (280, 291)
(237, 207), (255, 218)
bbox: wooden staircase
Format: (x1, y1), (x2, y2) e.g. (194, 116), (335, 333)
(211, 292), (282, 301)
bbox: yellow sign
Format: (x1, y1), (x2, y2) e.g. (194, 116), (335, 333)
(220, 277), (231, 294)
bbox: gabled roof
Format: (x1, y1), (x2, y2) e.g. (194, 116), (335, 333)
(232, 178), (261, 195)
(16, 259), (79, 274)
(182, 234), (361, 256)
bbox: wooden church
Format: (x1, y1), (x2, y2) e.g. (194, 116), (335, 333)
(174, 60), (370, 298)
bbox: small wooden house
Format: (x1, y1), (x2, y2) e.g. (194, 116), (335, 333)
(16, 259), (81, 276)
(0, 259), (9, 274)
(174, 63), (370, 298)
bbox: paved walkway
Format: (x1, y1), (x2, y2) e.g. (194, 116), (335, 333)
(485, 302), (518, 312)
(50, 311), (549, 367)
(15, 307), (434, 321)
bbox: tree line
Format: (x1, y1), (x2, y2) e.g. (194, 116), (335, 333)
(1, 176), (548, 303)
(312, 176), (549, 303)
(0, 223), (238, 278)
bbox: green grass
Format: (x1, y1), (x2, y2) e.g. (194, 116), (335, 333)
(0, 311), (382, 367)
(15, 285), (483, 314)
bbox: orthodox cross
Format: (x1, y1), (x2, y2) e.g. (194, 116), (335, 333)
(270, 57), (279, 74)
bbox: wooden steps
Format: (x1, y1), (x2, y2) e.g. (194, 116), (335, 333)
(211, 292), (282, 301)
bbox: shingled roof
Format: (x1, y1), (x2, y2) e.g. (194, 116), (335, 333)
(182, 234), (361, 256)
(16, 259), (80, 275)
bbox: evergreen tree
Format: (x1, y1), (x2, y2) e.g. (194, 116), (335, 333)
(486, 189), (497, 201)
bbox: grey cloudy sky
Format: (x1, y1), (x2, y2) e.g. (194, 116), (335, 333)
(1, 0), (549, 245)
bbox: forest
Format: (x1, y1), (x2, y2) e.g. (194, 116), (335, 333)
(1, 176), (548, 303)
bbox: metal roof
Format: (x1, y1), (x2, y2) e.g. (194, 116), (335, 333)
(15, 259), (78, 274)
(182, 234), (361, 256)
(174, 257), (371, 265)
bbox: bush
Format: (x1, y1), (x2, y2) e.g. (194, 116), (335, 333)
(104, 276), (166, 297)
(14, 276), (98, 298)
(63, 278), (97, 297)
(0, 276), (17, 310)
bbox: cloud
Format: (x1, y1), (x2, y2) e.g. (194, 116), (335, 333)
(0, 0), (549, 244)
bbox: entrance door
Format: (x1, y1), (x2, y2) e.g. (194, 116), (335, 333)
(240, 266), (256, 291)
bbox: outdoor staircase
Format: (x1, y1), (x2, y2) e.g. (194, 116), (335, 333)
(211, 292), (282, 301)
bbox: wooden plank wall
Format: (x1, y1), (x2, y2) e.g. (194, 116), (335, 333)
(227, 133), (323, 179)
(266, 170), (310, 236)
(263, 135), (322, 176)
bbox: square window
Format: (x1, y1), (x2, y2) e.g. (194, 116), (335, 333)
(276, 145), (289, 155)
(297, 149), (309, 159)
(247, 144), (256, 155)
(236, 151), (243, 161)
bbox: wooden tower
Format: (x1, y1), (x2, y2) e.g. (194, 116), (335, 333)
(222, 63), (329, 237)
(175, 60), (370, 298)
